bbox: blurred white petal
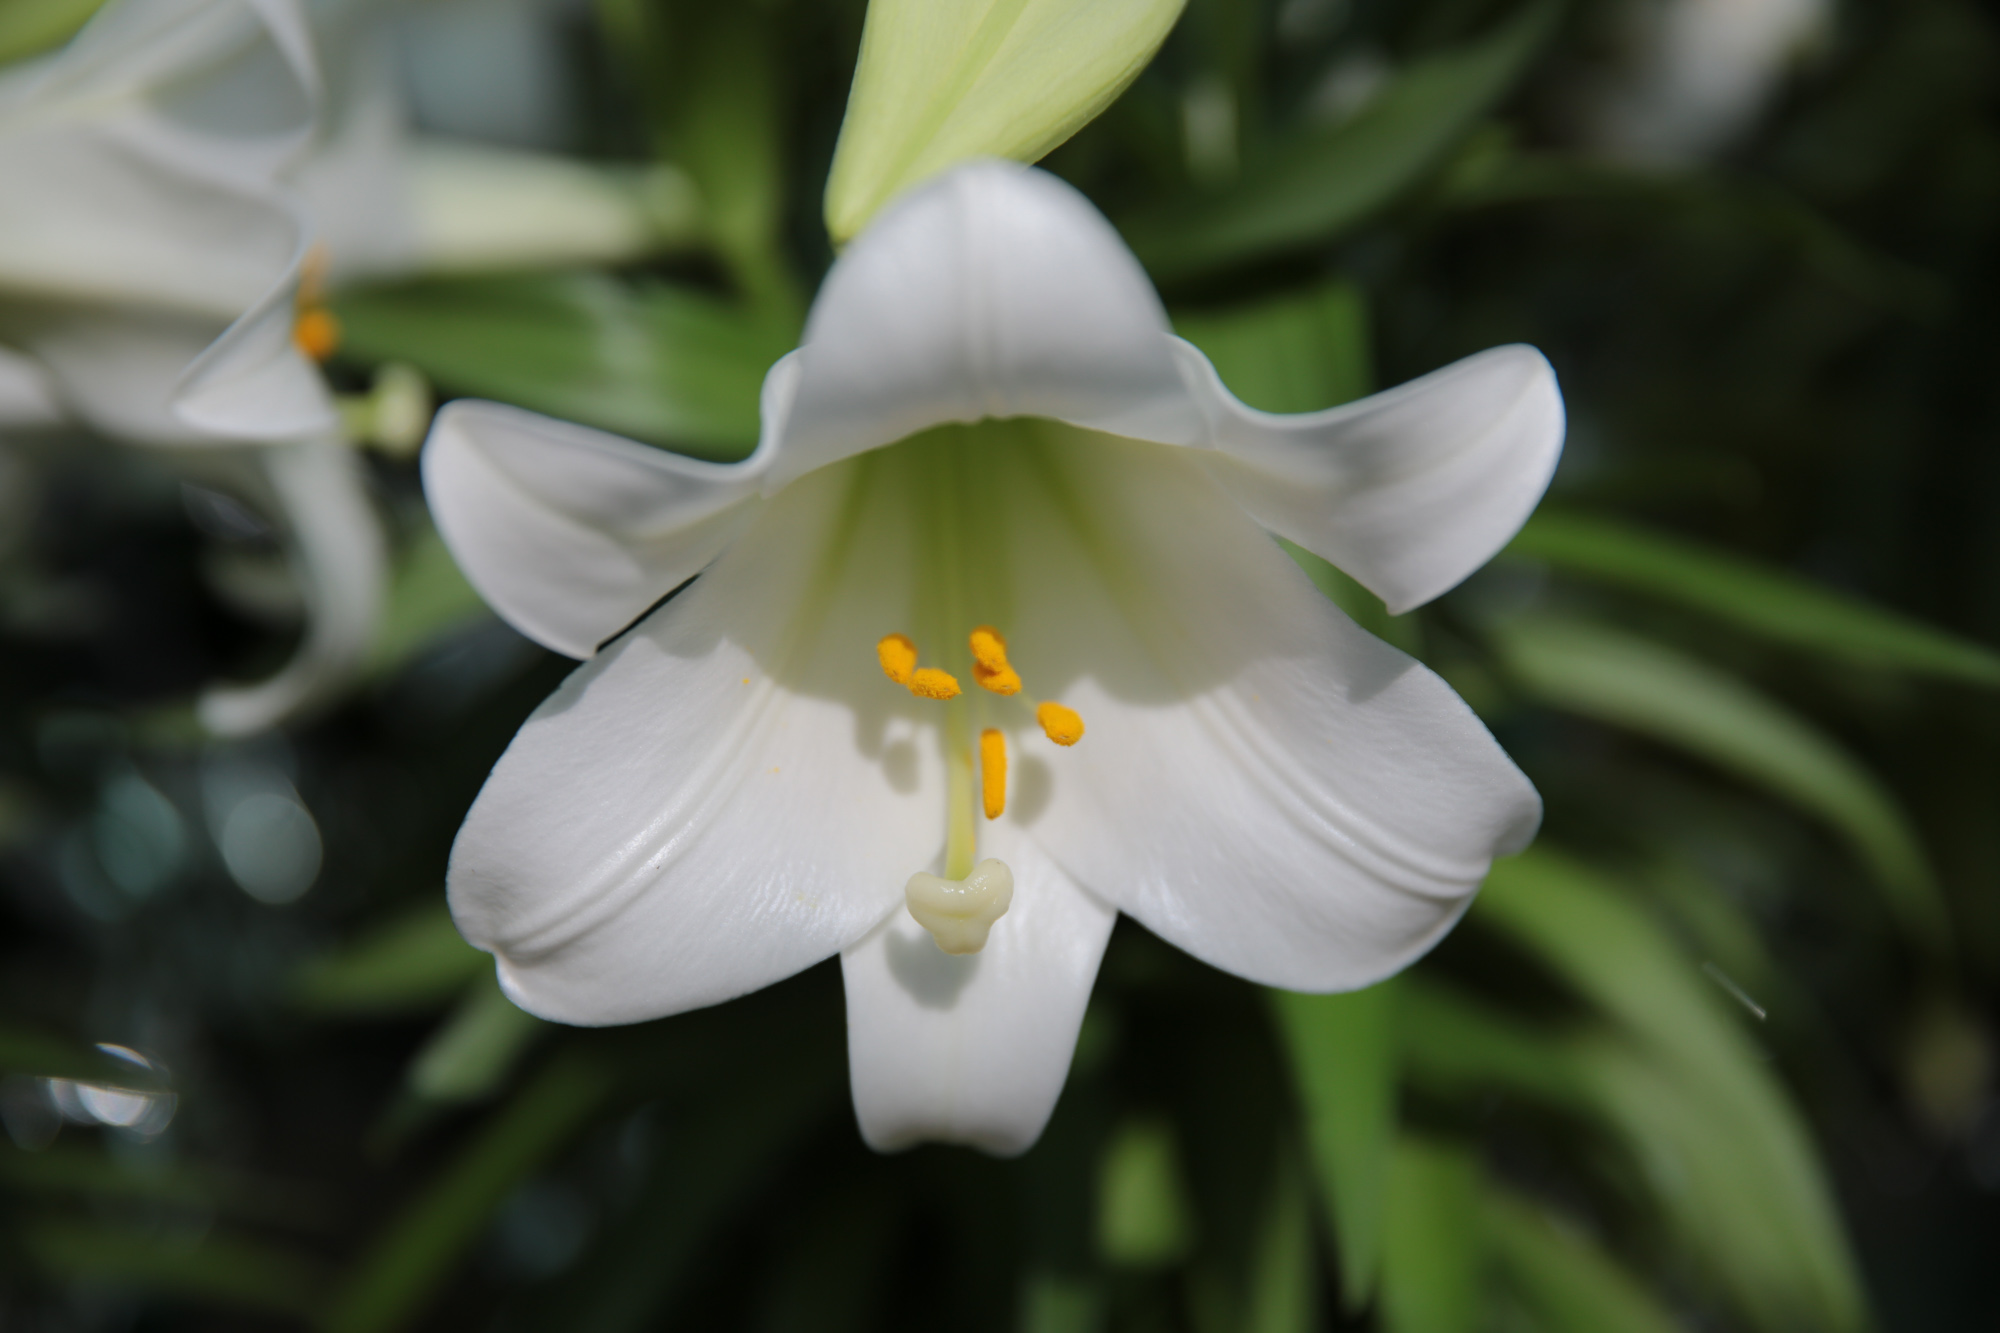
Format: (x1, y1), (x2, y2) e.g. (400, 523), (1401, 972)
(0, 345), (62, 427)
(199, 437), (386, 735)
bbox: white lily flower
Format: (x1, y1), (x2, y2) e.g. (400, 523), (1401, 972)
(0, 0), (334, 442)
(424, 160), (1563, 1154)
(0, 0), (387, 736)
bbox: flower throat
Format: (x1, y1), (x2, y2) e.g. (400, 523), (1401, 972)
(876, 623), (1084, 955)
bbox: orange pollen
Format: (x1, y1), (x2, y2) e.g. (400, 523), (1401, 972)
(907, 668), (961, 701)
(979, 728), (1007, 820)
(973, 661), (1022, 695)
(969, 625), (1009, 671)
(292, 307), (342, 363)
(876, 633), (918, 685)
(1037, 702), (1084, 746)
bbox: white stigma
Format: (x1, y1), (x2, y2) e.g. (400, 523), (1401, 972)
(904, 858), (1014, 955)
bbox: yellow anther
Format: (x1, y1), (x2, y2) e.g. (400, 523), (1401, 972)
(876, 633), (918, 685)
(969, 625), (1010, 671)
(908, 668), (961, 701)
(292, 307), (342, 363)
(979, 728), (1007, 820)
(1037, 701), (1084, 746)
(973, 661), (1022, 695)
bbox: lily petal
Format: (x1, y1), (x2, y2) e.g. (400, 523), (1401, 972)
(0, 345), (62, 426)
(769, 159), (1200, 492)
(9, 0), (321, 189)
(0, 135), (298, 319)
(1179, 341), (1565, 614)
(998, 426), (1541, 991)
(422, 399), (769, 659)
(841, 827), (1116, 1155)
(173, 233), (340, 441)
(198, 436), (386, 735)
(449, 458), (943, 1024)
(0, 0), (318, 313)
(20, 307), (235, 444)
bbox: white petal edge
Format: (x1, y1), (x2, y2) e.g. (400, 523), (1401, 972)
(421, 398), (773, 659)
(424, 160), (1560, 656)
(199, 437), (385, 735)
(1178, 341), (1565, 614)
(996, 427), (1541, 991)
(173, 226), (340, 442)
(842, 827), (1116, 1156)
(450, 459), (943, 1024)
(765, 158), (1201, 492)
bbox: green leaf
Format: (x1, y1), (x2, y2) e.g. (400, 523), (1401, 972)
(406, 974), (546, 1104)
(1398, 979), (1588, 1113)
(825, 0), (1188, 243)
(1478, 850), (1869, 1333)
(511, 1019), (846, 1331)
(1019, 1271), (1107, 1333)
(650, 9), (800, 321)
(1379, 1137), (1483, 1333)
(1243, 1147), (1318, 1333)
(1400, 972), (1863, 1333)
(292, 903), (487, 1018)
(1121, 0), (1559, 282)
(0, 0), (102, 65)
(0, 1146), (328, 1228)
(1096, 1115), (1195, 1267)
(365, 520), (492, 677)
(0, 1024), (142, 1082)
(324, 1049), (615, 1333)
(1268, 984), (1397, 1310)
(1172, 279), (1373, 414)
(1481, 1186), (1681, 1333)
(1442, 156), (1947, 318)
(1491, 617), (1948, 947)
(20, 1219), (326, 1316)
(330, 273), (787, 459)
(1573, 1038), (1866, 1333)
(1508, 510), (2000, 687)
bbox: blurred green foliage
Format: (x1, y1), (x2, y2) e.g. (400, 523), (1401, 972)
(4, 0), (2000, 1329)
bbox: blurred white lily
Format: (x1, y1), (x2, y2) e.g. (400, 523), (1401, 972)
(0, 0), (387, 736)
(0, 0), (335, 441)
(1590, 0), (1831, 162)
(425, 161), (1563, 1153)
(294, 2), (697, 291)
